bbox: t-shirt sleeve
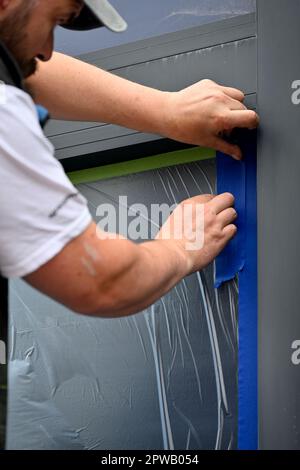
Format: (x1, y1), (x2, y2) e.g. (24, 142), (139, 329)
(0, 85), (92, 278)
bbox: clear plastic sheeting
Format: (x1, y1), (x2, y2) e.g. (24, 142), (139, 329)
(7, 159), (238, 450)
(55, 0), (256, 56)
(0, 365), (6, 449)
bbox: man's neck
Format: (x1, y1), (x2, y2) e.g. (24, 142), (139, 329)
(0, 41), (24, 89)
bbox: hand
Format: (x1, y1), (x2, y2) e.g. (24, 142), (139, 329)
(155, 193), (237, 276)
(162, 79), (259, 160)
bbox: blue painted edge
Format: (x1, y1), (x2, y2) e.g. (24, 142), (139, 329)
(216, 131), (258, 450)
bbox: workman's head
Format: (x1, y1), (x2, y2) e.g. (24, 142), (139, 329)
(0, 0), (126, 78)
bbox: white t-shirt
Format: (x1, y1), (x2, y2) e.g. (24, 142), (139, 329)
(0, 85), (92, 278)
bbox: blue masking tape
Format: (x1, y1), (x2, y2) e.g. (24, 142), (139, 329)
(215, 155), (246, 288)
(35, 104), (49, 128)
(216, 131), (258, 450)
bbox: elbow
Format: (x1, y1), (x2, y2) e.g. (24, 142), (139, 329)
(68, 280), (124, 318)
(70, 293), (113, 318)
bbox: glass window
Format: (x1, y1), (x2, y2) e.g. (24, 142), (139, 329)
(7, 156), (238, 450)
(55, 0), (256, 56)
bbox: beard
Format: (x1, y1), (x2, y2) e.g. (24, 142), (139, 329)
(0, 1), (38, 79)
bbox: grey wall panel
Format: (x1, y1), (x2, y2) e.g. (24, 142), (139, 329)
(257, 0), (300, 450)
(46, 120), (105, 138)
(54, 132), (160, 162)
(111, 38), (256, 93)
(50, 124), (139, 150)
(7, 159), (238, 450)
(47, 16), (257, 161)
(83, 14), (256, 70)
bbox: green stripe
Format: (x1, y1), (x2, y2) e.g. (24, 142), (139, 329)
(68, 147), (215, 185)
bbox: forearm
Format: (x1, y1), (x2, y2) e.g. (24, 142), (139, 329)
(26, 52), (170, 135)
(26, 53), (259, 158)
(26, 191), (238, 318)
(91, 238), (188, 318)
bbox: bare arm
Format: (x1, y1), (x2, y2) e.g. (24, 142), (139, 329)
(24, 194), (237, 318)
(25, 222), (188, 318)
(26, 52), (259, 159)
(27, 52), (169, 134)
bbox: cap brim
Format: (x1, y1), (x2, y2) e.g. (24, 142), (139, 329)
(62, 0), (127, 32)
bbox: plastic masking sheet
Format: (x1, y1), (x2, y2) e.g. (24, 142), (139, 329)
(7, 158), (238, 450)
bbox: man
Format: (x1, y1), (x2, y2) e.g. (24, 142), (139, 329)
(0, 0), (259, 448)
(0, 0), (258, 319)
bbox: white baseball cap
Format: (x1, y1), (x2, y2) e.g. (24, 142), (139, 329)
(63, 0), (127, 32)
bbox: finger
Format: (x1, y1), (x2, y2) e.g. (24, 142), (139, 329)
(209, 193), (235, 214)
(223, 224), (238, 242)
(219, 93), (247, 111)
(226, 110), (260, 129)
(213, 137), (242, 160)
(226, 96), (247, 111)
(214, 224), (237, 257)
(192, 194), (215, 204)
(218, 208), (238, 228)
(201, 78), (217, 86)
(220, 86), (245, 101)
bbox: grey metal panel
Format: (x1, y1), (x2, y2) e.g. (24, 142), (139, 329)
(47, 15), (257, 161)
(46, 120), (105, 138)
(257, 0), (300, 450)
(83, 13), (256, 70)
(55, 132), (160, 161)
(111, 38), (256, 93)
(51, 124), (138, 150)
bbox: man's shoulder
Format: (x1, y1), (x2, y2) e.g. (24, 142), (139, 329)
(0, 83), (38, 122)
(0, 84), (55, 196)
(0, 83), (53, 156)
